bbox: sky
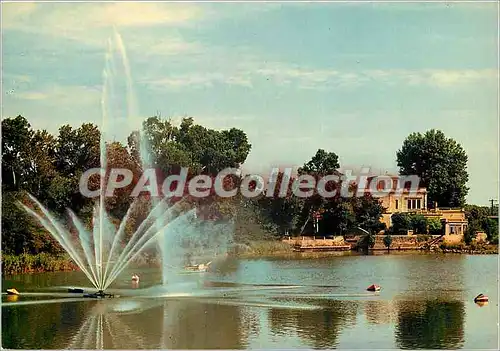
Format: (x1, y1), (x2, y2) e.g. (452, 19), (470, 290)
(2, 1), (498, 206)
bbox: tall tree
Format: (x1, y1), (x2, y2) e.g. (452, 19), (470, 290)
(298, 149), (340, 176)
(396, 129), (468, 207)
(1, 115), (34, 190)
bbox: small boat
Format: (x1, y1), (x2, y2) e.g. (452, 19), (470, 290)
(6, 288), (19, 296)
(83, 290), (115, 299)
(131, 274), (139, 282)
(474, 293), (488, 303)
(367, 284), (381, 292)
(185, 261), (212, 272)
(68, 288), (85, 294)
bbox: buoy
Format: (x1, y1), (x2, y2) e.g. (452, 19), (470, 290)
(474, 293), (488, 303)
(367, 284), (381, 292)
(131, 274), (139, 282)
(6, 288), (19, 296)
(476, 301), (488, 307)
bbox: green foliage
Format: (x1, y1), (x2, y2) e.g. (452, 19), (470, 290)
(297, 149), (340, 175)
(396, 129), (469, 207)
(1, 114), (253, 261)
(391, 212), (411, 234)
(133, 116), (252, 175)
(383, 234), (393, 249)
(427, 218), (443, 235)
(465, 204), (498, 242)
(1, 253), (77, 274)
(416, 234), (431, 242)
(464, 222), (479, 245)
(410, 214), (428, 234)
(357, 233), (376, 253)
(483, 219), (498, 242)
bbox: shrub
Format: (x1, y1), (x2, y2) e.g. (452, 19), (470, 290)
(416, 234), (431, 242)
(411, 214), (428, 234)
(428, 218), (443, 235)
(391, 213), (411, 234)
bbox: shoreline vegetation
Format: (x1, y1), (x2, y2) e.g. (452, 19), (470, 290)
(2, 116), (498, 277)
(2, 240), (497, 276)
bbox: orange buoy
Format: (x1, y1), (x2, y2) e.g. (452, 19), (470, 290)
(367, 284), (381, 292)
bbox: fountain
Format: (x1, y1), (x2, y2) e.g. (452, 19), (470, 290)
(19, 28), (233, 296)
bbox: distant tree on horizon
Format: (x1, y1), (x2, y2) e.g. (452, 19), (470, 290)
(396, 129), (469, 208)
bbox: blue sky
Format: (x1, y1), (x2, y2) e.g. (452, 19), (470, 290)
(2, 2), (498, 205)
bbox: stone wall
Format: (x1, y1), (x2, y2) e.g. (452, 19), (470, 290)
(372, 235), (421, 250)
(282, 236), (347, 248)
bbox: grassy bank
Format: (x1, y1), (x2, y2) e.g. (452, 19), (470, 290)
(229, 240), (294, 257)
(434, 242), (499, 254)
(1, 253), (79, 275)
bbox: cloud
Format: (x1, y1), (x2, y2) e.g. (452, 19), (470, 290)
(141, 58), (498, 91)
(2, 2), (203, 31)
(11, 84), (101, 106)
(142, 72), (253, 90)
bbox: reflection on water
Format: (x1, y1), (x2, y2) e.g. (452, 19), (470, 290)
(395, 299), (465, 349)
(2, 254), (498, 349)
(268, 300), (358, 349)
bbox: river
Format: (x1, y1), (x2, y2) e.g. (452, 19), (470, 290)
(2, 253), (498, 349)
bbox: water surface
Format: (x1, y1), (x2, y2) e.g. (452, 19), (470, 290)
(2, 253), (498, 349)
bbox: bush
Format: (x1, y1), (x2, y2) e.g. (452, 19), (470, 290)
(411, 214), (428, 234)
(383, 235), (392, 249)
(428, 218), (443, 235)
(240, 240), (292, 256)
(416, 234), (431, 242)
(391, 213), (411, 234)
(1, 253), (77, 275)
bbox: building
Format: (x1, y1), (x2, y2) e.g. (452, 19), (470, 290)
(365, 176), (467, 240)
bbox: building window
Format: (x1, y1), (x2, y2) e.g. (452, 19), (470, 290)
(407, 198), (422, 210)
(395, 200), (399, 210)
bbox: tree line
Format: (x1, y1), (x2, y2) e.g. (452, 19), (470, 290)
(3, 114), (493, 257)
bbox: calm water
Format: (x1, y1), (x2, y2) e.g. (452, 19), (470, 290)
(2, 253), (499, 349)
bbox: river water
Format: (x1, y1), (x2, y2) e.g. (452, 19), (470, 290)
(2, 253), (498, 349)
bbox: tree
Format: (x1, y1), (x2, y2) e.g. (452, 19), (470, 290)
(464, 223), (479, 245)
(132, 116), (252, 176)
(391, 213), (411, 234)
(351, 194), (386, 234)
(298, 149), (340, 176)
(257, 171), (302, 237)
(383, 234), (393, 251)
(410, 214), (428, 234)
(357, 231), (376, 253)
(464, 204), (498, 242)
(1, 116), (35, 190)
(482, 218), (498, 243)
(427, 218), (443, 235)
(396, 129), (468, 207)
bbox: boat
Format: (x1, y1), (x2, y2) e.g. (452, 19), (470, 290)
(68, 288), (85, 294)
(367, 284), (381, 292)
(184, 261), (212, 272)
(474, 293), (488, 303)
(83, 290), (115, 299)
(6, 288), (19, 296)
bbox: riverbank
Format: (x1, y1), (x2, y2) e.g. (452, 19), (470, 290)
(2, 240), (497, 275)
(1, 253), (79, 275)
